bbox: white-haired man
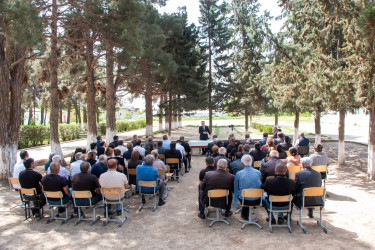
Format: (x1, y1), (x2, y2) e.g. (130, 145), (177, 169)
(70, 152), (87, 177)
(47, 155), (69, 180)
(261, 150), (285, 184)
(233, 155), (261, 220)
(213, 147), (231, 168)
(200, 159), (235, 217)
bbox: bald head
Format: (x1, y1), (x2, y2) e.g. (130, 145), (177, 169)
(108, 159), (118, 169)
(50, 162), (60, 174)
(269, 150), (279, 158)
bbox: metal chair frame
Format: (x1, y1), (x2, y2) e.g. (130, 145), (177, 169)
(296, 187), (328, 234)
(269, 194), (293, 233)
(8, 177), (24, 210)
(207, 189), (230, 227)
(166, 158), (181, 183)
(19, 188), (44, 221)
(44, 191), (72, 224)
(138, 180), (158, 212)
(238, 189), (264, 229)
(101, 187), (129, 227)
(72, 190), (101, 226)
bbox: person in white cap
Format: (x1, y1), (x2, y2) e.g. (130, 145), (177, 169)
(293, 157), (322, 218)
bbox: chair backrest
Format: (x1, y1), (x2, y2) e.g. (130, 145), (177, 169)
(287, 165), (301, 180)
(8, 177), (20, 186)
(101, 187), (122, 195)
(20, 188), (37, 196)
(138, 180), (157, 188)
(72, 190), (92, 199)
(253, 161), (262, 169)
(286, 151), (291, 157)
(241, 188), (263, 199)
(166, 158), (179, 164)
(297, 146), (309, 155)
(302, 187), (326, 208)
(208, 189), (228, 198)
(157, 168), (164, 176)
(269, 194), (292, 203)
(128, 168), (137, 175)
(44, 191), (64, 199)
(312, 165), (327, 173)
(158, 154), (165, 160)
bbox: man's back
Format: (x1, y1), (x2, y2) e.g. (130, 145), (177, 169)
(136, 164), (159, 192)
(294, 167), (322, 206)
(234, 167), (261, 206)
(70, 160), (83, 176)
(263, 176), (296, 206)
(99, 170), (128, 200)
(41, 174), (68, 200)
(214, 155), (230, 168)
(202, 170), (234, 193)
(181, 141), (191, 153)
(162, 140), (171, 149)
(72, 172), (99, 196)
(298, 137), (309, 146)
(229, 159), (243, 175)
(134, 146), (146, 157)
(157, 146), (166, 155)
(19, 169), (42, 194)
(91, 163), (108, 178)
(261, 157), (283, 183)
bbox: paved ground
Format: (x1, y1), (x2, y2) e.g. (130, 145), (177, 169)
(1, 127), (375, 249)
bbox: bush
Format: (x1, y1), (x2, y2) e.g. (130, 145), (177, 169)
(252, 122), (273, 134)
(98, 119), (146, 135)
(59, 124), (80, 141)
(18, 125), (49, 148)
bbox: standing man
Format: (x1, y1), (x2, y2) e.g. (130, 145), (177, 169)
(199, 121), (211, 155)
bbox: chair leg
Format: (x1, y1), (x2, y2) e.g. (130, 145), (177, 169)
(318, 207), (328, 233)
(297, 208), (306, 233)
(239, 207), (262, 229)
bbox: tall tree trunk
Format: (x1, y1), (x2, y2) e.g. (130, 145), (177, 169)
(59, 108), (63, 123)
(40, 104), (44, 125)
(0, 39), (26, 179)
(244, 108), (249, 133)
(293, 110), (299, 144)
(165, 95), (169, 133)
(178, 95), (182, 128)
(275, 111), (279, 127)
(145, 82), (153, 137)
(338, 107), (345, 166)
(208, 37), (213, 133)
(28, 108), (33, 125)
(77, 102), (82, 127)
(105, 44), (116, 143)
(249, 115), (253, 128)
(314, 111), (321, 144)
(67, 102), (71, 124)
(44, 107), (47, 125)
(96, 109), (100, 125)
(158, 95), (164, 132)
(21, 109), (24, 125)
(85, 33), (98, 148)
(83, 106), (87, 130)
(168, 90), (172, 136)
(368, 101), (375, 180)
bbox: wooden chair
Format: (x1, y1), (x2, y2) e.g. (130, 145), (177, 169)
(8, 177), (23, 210)
(137, 180), (158, 212)
(44, 191), (72, 224)
(238, 189), (264, 229)
(312, 165), (328, 188)
(101, 187), (129, 227)
(207, 189), (230, 227)
(127, 168), (137, 195)
(19, 188), (44, 221)
(72, 190), (101, 226)
(287, 165), (301, 181)
(286, 151), (291, 157)
(166, 158), (181, 183)
(297, 146), (309, 157)
(158, 154), (166, 163)
(253, 161), (262, 170)
(268, 194), (293, 233)
(157, 168), (169, 199)
(296, 187), (327, 233)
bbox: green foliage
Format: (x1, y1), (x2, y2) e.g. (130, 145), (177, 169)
(18, 125), (49, 148)
(251, 122), (273, 134)
(59, 124), (80, 142)
(98, 119), (146, 135)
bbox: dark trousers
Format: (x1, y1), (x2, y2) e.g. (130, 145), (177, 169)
(198, 185), (204, 214)
(238, 198), (261, 218)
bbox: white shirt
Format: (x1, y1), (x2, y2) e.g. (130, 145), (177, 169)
(134, 146), (146, 157)
(176, 143), (185, 159)
(70, 160), (91, 177)
(116, 145), (128, 155)
(47, 165), (69, 180)
(12, 160), (25, 188)
(99, 169), (128, 200)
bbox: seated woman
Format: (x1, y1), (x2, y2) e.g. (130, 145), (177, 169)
(113, 149), (126, 175)
(232, 144), (243, 157)
(250, 143), (267, 162)
(86, 151), (97, 166)
(211, 145), (219, 158)
(286, 147), (301, 166)
(127, 150), (143, 186)
(226, 137), (237, 161)
(277, 144), (288, 160)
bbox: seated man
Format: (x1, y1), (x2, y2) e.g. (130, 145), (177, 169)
(41, 162), (71, 213)
(280, 136), (293, 151)
(136, 155), (166, 206)
(176, 140), (189, 173)
(180, 136), (192, 168)
(19, 158), (45, 215)
(213, 147), (231, 168)
(91, 155), (108, 178)
(131, 134), (138, 147)
(157, 141), (166, 155)
(241, 133), (250, 145)
(144, 136), (154, 151)
(262, 163), (296, 224)
(134, 139), (145, 158)
(13, 150), (28, 189)
(200, 159), (235, 217)
(123, 142), (133, 160)
(259, 133), (268, 147)
(89, 142), (97, 154)
(116, 140), (127, 155)
(165, 142), (182, 172)
(162, 135), (171, 149)
(295, 132), (310, 147)
(71, 161), (102, 210)
(70, 152), (88, 177)
(294, 157), (323, 218)
(97, 141), (106, 156)
(261, 150), (285, 184)
(44, 152), (56, 172)
(99, 159), (130, 216)
(234, 155), (261, 220)
(228, 152), (244, 175)
(111, 135), (119, 147)
(274, 133), (284, 145)
(47, 155), (69, 180)
(198, 157), (216, 219)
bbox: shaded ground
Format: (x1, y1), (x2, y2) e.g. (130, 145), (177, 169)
(1, 127), (375, 249)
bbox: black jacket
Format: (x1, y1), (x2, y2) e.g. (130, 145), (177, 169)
(262, 175), (296, 207)
(294, 167), (323, 207)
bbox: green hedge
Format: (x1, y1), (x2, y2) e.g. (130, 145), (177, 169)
(18, 124), (81, 149)
(98, 119), (146, 135)
(252, 122), (273, 134)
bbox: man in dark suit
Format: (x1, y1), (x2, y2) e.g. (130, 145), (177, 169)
(261, 150), (285, 183)
(199, 121), (211, 155)
(228, 152), (244, 175)
(274, 133), (284, 145)
(262, 163), (296, 224)
(201, 159), (235, 217)
(294, 157), (323, 218)
(180, 136), (192, 168)
(214, 147), (231, 168)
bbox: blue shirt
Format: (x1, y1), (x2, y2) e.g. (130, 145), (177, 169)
(96, 140), (101, 149)
(136, 163), (159, 193)
(234, 167), (261, 208)
(298, 137), (309, 146)
(91, 163), (108, 179)
(162, 140), (171, 149)
(123, 149), (133, 159)
(259, 137), (267, 146)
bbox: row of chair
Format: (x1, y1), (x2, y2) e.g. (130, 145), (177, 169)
(207, 187), (327, 234)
